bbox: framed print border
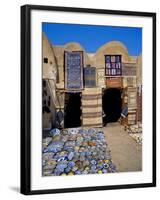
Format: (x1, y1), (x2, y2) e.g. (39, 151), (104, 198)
(21, 4), (156, 195)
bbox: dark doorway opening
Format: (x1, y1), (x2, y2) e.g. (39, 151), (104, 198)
(102, 88), (122, 125)
(64, 93), (81, 128)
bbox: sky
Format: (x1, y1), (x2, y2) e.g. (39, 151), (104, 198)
(42, 23), (142, 56)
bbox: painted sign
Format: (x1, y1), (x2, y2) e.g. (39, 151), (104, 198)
(65, 51), (83, 90)
(106, 77), (122, 88)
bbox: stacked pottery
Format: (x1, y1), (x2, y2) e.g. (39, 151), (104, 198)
(42, 128), (117, 176)
(127, 123), (142, 144)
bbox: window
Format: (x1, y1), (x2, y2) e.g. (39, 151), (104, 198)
(105, 55), (122, 76)
(44, 57), (48, 63)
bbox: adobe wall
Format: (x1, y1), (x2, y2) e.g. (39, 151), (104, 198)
(53, 42), (93, 87)
(42, 33), (57, 129)
(42, 33), (57, 80)
(53, 41), (140, 84)
(42, 33), (142, 128)
(94, 41), (132, 68)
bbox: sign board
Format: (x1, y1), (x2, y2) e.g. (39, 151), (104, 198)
(106, 77), (122, 88)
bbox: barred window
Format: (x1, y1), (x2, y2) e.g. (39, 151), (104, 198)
(44, 57), (48, 63)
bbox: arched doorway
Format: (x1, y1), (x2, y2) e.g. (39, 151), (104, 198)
(64, 93), (81, 128)
(102, 88), (122, 125)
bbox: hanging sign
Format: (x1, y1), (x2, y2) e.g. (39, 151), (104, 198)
(106, 77), (122, 88)
(65, 51), (83, 90)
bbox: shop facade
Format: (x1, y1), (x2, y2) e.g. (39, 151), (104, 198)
(42, 33), (142, 130)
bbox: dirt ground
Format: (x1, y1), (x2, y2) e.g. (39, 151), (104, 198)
(103, 122), (142, 172)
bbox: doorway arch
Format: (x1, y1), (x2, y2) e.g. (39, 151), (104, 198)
(64, 92), (81, 128)
(102, 88), (122, 124)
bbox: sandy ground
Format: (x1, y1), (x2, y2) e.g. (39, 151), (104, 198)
(103, 122), (142, 172)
